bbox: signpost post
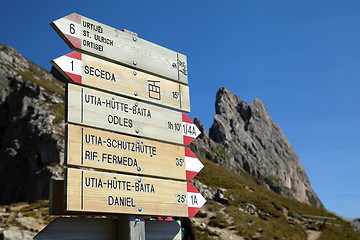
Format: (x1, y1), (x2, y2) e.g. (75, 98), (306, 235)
(40, 13), (205, 240)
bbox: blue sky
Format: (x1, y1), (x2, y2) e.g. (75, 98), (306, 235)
(2, 1), (360, 218)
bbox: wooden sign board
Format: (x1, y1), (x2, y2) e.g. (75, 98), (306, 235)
(34, 217), (181, 240)
(52, 52), (190, 112)
(67, 84), (200, 145)
(66, 124), (203, 180)
(65, 168), (206, 217)
(51, 13), (188, 84)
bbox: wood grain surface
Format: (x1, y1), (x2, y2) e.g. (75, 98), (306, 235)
(66, 124), (188, 180)
(65, 168), (188, 216)
(51, 52), (190, 112)
(51, 13), (188, 84)
(67, 84), (199, 145)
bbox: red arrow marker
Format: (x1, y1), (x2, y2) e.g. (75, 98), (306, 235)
(52, 51), (82, 83)
(185, 148), (203, 180)
(182, 113), (201, 145)
(187, 182), (206, 217)
(53, 14), (82, 49)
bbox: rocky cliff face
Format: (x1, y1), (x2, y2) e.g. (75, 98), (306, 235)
(191, 87), (324, 209)
(0, 44), (65, 204)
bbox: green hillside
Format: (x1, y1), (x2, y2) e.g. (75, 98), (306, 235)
(193, 156), (359, 239)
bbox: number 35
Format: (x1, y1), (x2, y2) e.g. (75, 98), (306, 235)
(176, 158), (184, 166)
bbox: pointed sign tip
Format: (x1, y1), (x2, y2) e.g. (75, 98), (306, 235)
(51, 53), (82, 84)
(187, 182), (206, 217)
(186, 170), (198, 180)
(183, 136), (194, 146)
(185, 148), (203, 180)
(181, 113), (201, 144)
(187, 182), (198, 193)
(182, 113), (193, 124)
(65, 34), (82, 49)
(64, 13), (81, 24)
(65, 51), (82, 60)
(185, 147), (196, 158)
(188, 207), (200, 217)
(66, 72), (82, 83)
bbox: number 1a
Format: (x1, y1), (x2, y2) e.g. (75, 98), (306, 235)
(191, 195), (198, 205)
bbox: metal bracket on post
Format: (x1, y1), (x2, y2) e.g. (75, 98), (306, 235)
(117, 215), (145, 240)
(121, 29), (138, 37)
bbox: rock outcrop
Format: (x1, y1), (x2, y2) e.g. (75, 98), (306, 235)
(352, 219), (360, 233)
(191, 87), (324, 209)
(0, 44), (65, 204)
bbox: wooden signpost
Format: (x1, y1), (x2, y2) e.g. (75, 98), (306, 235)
(66, 124), (203, 180)
(65, 168), (205, 217)
(67, 83), (200, 145)
(51, 52), (190, 112)
(45, 13), (205, 240)
(51, 13), (188, 84)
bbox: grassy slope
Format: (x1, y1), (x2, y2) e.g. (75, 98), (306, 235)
(194, 156), (359, 240)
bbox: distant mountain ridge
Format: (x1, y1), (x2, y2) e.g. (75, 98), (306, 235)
(191, 87), (324, 209)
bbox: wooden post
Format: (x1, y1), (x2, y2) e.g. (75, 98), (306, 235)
(117, 215), (145, 240)
(49, 179), (64, 215)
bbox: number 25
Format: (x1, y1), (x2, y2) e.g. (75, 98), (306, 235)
(177, 194), (186, 203)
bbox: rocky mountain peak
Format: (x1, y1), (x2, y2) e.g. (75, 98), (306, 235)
(193, 87), (324, 209)
(215, 87), (252, 124)
(251, 98), (273, 123)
